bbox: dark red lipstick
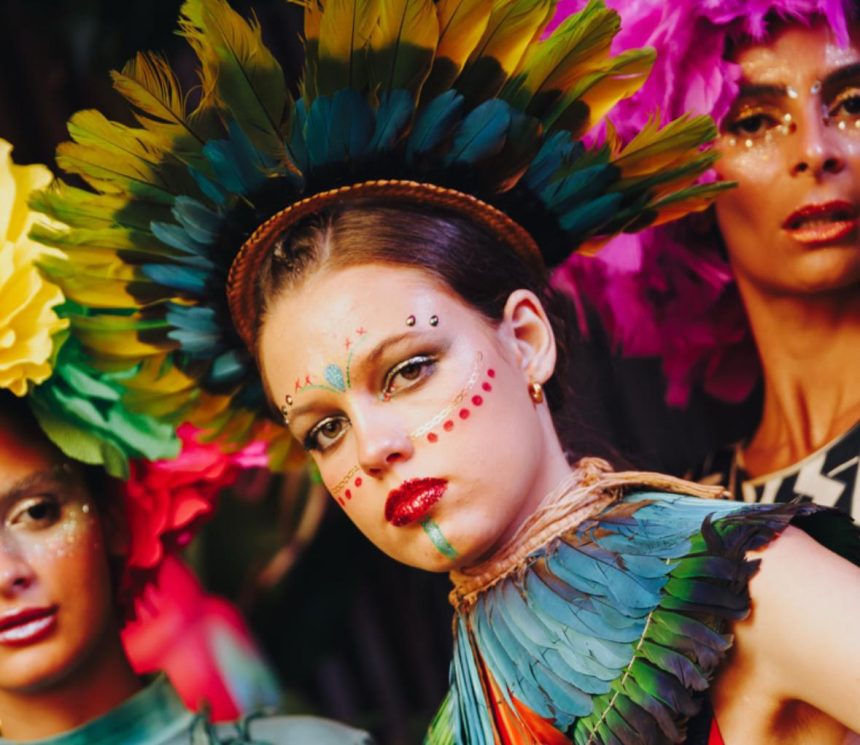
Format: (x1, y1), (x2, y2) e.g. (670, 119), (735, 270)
(0, 606), (57, 646)
(385, 478), (448, 526)
(782, 200), (859, 245)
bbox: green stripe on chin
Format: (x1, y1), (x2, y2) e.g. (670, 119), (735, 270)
(421, 518), (459, 559)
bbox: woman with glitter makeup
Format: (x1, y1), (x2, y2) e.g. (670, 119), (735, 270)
(0, 393), (375, 744)
(31, 0), (860, 743)
(555, 1), (860, 519)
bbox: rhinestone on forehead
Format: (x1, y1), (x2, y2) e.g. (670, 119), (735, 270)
(406, 315), (416, 327)
(429, 315), (439, 327)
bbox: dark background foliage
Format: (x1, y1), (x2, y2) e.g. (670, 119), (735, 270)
(0, 2), (758, 742)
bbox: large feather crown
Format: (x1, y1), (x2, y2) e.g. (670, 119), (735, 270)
(32, 0), (729, 451)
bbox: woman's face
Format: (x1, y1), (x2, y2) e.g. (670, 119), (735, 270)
(714, 22), (860, 296)
(258, 264), (557, 571)
(0, 426), (117, 693)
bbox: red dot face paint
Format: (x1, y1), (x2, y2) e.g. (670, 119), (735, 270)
(458, 408), (470, 419)
(427, 432), (439, 443)
(355, 477), (362, 487)
(487, 369), (496, 378)
(345, 489), (352, 500)
(472, 395), (483, 406)
(443, 420), (454, 431)
(482, 382), (492, 392)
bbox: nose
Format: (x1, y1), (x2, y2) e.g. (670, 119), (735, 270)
(790, 108), (846, 178)
(0, 539), (34, 598)
(353, 407), (415, 477)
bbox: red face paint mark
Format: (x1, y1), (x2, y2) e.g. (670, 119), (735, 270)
(345, 337), (352, 351)
(356, 327), (367, 335)
(443, 420), (454, 432)
(355, 477), (362, 487)
(472, 395), (483, 406)
(427, 432), (438, 443)
(294, 379), (302, 392)
(459, 408), (470, 419)
(482, 382), (492, 392)
(345, 489), (352, 500)
(305, 374), (313, 386)
(487, 369), (496, 378)
(338, 497), (345, 506)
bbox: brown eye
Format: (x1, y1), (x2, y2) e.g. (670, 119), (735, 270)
(12, 497), (61, 527)
(728, 113), (777, 137)
(382, 355), (437, 398)
(305, 416), (350, 452)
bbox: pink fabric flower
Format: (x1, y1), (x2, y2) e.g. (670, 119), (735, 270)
(123, 423), (268, 570)
(122, 555), (281, 721)
(548, 0), (854, 406)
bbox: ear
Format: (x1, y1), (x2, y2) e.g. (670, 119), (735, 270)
(499, 289), (557, 384)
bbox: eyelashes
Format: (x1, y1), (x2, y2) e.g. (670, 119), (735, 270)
(381, 354), (437, 400)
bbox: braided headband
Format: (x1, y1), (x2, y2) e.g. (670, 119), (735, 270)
(226, 179), (543, 349)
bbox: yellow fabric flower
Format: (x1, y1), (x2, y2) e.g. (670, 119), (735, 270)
(0, 139), (67, 396)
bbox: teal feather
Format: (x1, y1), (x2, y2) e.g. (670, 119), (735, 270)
(150, 221), (214, 260)
(523, 131), (582, 192)
(172, 196), (221, 243)
(207, 349), (248, 386)
(406, 90), (465, 162)
(369, 90), (414, 152)
(305, 90), (375, 168)
(540, 163), (616, 213)
(202, 123), (273, 195)
(557, 191), (623, 233)
(141, 264), (210, 295)
(288, 98), (310, 173)
(444, 98), (511, 165)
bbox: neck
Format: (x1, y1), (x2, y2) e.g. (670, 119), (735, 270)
(738, 277), (860, 475)
(0, 624), (142, 740)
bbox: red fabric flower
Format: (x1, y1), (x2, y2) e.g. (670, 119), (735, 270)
(123, 423), (268, 571)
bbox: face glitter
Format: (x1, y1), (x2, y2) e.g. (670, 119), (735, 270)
(406, 315), (416, 326)
(429, 315), (439, 327)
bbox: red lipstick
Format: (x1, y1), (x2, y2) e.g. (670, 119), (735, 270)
(0, 606), (57, 646)
(385, 478), (448, 527)
(782, 200), (859, 245)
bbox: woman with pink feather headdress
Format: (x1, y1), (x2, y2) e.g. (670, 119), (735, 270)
(554, 0), (860, 522)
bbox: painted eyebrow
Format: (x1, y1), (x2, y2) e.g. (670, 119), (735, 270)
(284, 331), (424, 422)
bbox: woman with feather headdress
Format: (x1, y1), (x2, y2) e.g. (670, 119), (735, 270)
(555, 0), (860, 523)
(28, 0), (860, 743)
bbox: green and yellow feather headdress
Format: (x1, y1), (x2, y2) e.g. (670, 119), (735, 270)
(31, 0), (729, 454)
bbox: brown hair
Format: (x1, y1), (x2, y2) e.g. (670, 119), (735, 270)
(253, 200), (587, 446)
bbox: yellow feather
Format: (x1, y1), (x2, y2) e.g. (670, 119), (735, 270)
(369, 0), (439, 95)
(614, 114), (718, 178)
(505, 0), (616, 107)
(110, 52), (218, 153)
(550, 48), (654, 136)
(180, 0), (288, 157)
(456, 0), (556, 98)
(72, 314), (176, 357)
(316, 0), (381, 95)
(436, 0), (494, 66)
